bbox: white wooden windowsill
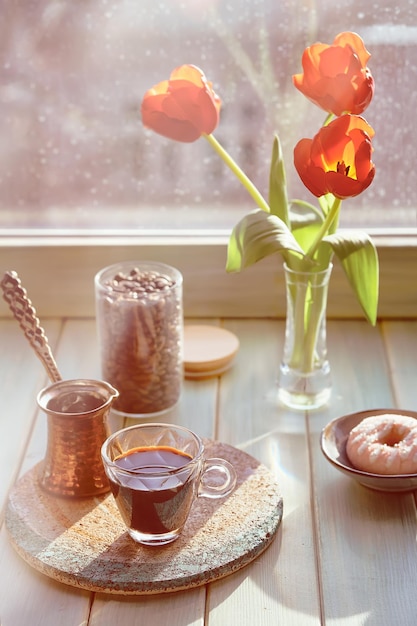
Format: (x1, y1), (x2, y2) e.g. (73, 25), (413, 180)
(0, 230), (416, 319)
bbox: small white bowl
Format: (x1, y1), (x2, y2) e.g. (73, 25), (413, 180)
(320, 408), (417, 492)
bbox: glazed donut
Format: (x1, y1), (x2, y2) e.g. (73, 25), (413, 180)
(346, 414), (417, 475)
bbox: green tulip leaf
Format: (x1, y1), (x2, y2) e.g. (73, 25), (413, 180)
(290, 212), (323, 250)
(226, 209), (306, 272)
(323, 230), (379, 325)
(268, 135), (289, 225)
(289, 199), (324, 230)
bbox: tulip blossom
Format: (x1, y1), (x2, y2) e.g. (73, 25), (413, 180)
(141, 65), (221, 142)
(141, 34), (378, 327)
(294, 115), (375, 200)
(292, 32), (374, 116)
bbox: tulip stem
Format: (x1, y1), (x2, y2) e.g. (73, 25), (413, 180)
(204, 133), (271, 213)
(305, 196), (342, 260)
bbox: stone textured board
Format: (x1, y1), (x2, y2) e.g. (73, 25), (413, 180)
(6, 440), (283, 595)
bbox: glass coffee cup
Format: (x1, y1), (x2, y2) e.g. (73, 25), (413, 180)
(101, 423), (237, 546)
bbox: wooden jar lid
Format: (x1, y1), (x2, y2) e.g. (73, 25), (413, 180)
(183, 325), (239, 379)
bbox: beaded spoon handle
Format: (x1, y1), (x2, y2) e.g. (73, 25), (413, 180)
(1, 270), (62, 383)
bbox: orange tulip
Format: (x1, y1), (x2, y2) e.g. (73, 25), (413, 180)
(141, 65), (221, 142)
(293, 32), (374, 116)
(294, 115), (375, 199)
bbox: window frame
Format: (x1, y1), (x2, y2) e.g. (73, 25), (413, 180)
(0, 229), (416, 320)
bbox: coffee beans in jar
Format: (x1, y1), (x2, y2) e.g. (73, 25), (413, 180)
(95, 262), (183, 416)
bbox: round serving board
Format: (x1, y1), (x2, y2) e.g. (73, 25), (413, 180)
(6, 440), (283, 595)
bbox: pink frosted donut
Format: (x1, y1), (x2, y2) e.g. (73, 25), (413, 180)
(346, 414), (417, 475)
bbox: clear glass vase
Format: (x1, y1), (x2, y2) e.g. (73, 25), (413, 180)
(277, 263), (332, 410)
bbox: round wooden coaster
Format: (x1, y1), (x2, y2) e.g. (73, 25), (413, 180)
(6, 440), (283, 595)
(183, 325), (240, 379)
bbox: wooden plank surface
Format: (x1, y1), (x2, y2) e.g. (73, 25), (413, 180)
(309, 321), (417, 626)
(1, 317), (417, 625)
(210, 319), (321, 625)
(0, 320), (87, 624)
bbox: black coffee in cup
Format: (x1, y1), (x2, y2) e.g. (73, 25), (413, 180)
(109, 446), (197, 535)
(102, 423), (236, 546)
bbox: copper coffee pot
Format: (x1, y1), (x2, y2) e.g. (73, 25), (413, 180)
(1, 270), (119, 498)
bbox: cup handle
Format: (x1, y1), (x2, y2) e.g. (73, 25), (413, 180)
(198, 458), (237, 499)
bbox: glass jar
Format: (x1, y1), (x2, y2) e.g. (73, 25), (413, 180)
(95, 261), (183, 416)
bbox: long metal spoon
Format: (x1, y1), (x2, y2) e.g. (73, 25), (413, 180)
(1, 270), (62, 383)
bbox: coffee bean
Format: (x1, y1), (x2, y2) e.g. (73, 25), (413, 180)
(96, 268), (182, 414)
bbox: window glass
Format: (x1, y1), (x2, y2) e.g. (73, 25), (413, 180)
(1, 0), (416, 232)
